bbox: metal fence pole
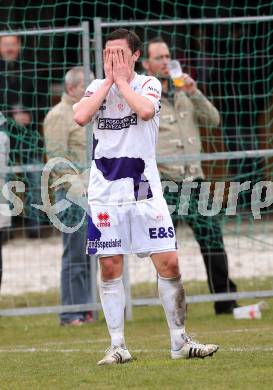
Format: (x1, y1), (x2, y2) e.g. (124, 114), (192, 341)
(0, 26), (84, 37)
(82, 21), (93, 162)
(82, 21), (99, 321)
(93, 17), (103, 79)
(100, 15), (273, 28)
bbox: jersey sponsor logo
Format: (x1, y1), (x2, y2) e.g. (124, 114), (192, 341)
(97, 212), (110, 227)
(147, 85), (160, 95)
(98, 113), (137, 130)
(149, 226), (174, 239)
(87, 238), (122, 250)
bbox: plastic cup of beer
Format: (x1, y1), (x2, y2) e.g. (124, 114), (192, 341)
(167, 60), (185, 87)
(233, 304), (262, 319)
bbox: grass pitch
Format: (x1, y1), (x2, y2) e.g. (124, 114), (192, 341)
(0, 299), (273, 390)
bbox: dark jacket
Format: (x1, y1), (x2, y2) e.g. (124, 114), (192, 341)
(0, 58), (34, 117)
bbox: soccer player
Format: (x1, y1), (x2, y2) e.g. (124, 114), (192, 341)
(73, 29), (218, 365)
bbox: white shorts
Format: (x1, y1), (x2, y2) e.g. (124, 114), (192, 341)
(86, 197), (177, 257)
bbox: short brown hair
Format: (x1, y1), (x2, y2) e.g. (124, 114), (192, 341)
(105, 28), (142, 54)
(144, 37), (167, 58)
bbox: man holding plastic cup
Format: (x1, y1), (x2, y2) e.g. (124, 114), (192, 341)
(143, 37), (238, 315)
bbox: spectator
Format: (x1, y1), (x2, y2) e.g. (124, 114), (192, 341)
(143, 38), (238, 315)
(0, 112), (11, 290)
(0, 36), (32, 125)
(0, 35), (44, 238)
(210, 25), (266, 208)
(44, 66), (93, 326)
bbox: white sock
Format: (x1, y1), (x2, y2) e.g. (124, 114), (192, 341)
(99, 276), (126, 348)
(158, 274), (187, 351)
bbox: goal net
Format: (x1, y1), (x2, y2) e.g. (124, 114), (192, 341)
(0, 1), (272, 316)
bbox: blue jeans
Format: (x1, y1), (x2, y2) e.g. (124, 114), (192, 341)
(56, 188), (91, 322)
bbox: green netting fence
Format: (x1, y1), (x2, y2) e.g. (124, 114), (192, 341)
(0, 1), (273, 317)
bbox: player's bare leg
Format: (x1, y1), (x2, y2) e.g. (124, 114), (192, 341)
(151, 251), (219, 359)
(98, 255), (132, 365)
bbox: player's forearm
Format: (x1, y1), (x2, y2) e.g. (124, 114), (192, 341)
(73, 79), (113, 126)
(116, 80), (155, 121)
